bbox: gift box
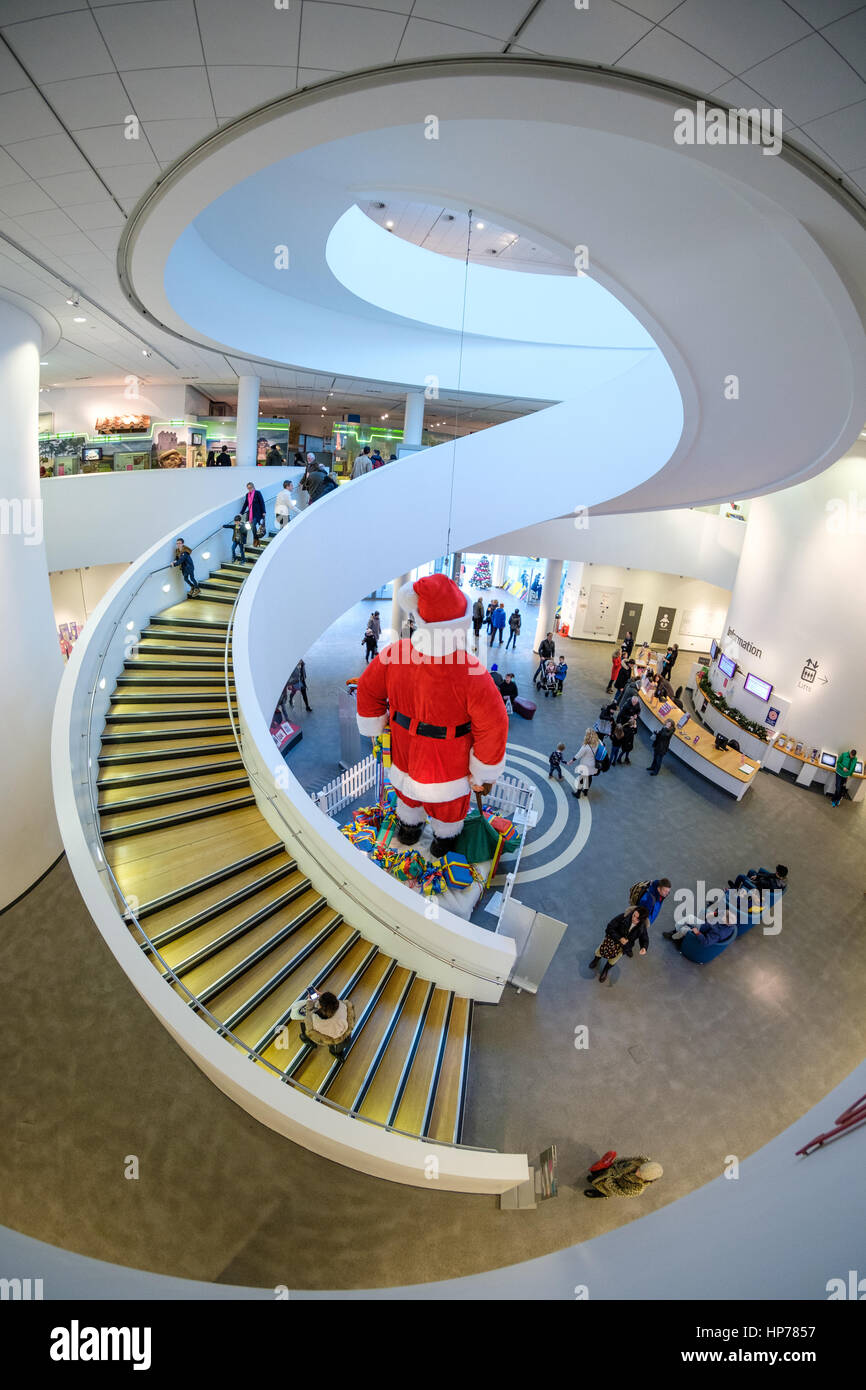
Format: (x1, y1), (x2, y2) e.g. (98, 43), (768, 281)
(441, 853), (476, 889)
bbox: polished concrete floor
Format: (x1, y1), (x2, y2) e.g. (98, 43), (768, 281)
(2, 586), (863, 1291)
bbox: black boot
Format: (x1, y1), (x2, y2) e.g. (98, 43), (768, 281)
(396, 820), (423, 846)
(598, 962), (611, 983)
(430, 833), (460, 860)
(588, 956), (599, 969)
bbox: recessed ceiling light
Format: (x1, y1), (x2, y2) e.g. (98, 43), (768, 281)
(385, 220), (394, 229)
(65, 294), (78, 307)
(141, 349), (151, 357)
(476, 221), (485, 230)
(73, 315), (86, 322)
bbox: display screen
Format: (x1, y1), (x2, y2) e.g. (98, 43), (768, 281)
(744, 672), (772, 701)
(856, 762), (863, 776)
(710, 638), (718, 661)
(820, 752), (836, 768)
(82, 446), (103, 462)
(718, 653), (736, 679)
(676, 712), (690, 729)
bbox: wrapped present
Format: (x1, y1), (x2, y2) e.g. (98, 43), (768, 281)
(375, 812), (397, 849)
(441, 853), (476, 889)
(482, 809), (519, 842)
(420, 866), (446, 896)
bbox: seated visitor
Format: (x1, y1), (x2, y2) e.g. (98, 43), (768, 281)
(500, 672), (518, 704)
(664, 907), (737, 948)
(728, 864), (788, 894)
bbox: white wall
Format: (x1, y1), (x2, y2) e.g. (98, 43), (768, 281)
(566, 562), (729, 653)
(41, 466), (302, 571)
(42, 383), (188, 437)
(50, 563), (131, 632)
(723, 449), (866, 753)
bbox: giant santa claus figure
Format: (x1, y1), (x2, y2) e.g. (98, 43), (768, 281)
(356, 573), (509, 859)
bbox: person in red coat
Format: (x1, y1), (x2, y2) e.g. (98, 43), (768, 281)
(356, 574), (509, 859)
(606, 648), (622, 694)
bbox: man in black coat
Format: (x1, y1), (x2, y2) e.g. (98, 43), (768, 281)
(533, 632), (556, 686)
(239, 481), (266, 538)
(647, 718), (675, 775)
(216, 446), (232, 466)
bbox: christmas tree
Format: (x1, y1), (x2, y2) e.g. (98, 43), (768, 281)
(471, 555), (492, 588)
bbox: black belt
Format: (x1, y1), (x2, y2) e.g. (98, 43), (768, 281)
(393, 711), (471, 739)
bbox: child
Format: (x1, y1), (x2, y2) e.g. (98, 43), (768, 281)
(362, 627), (378, 663)
(541, 659), (558, 698)
(554, 658), (568, 695)
(549, 743), (568, 780)
(223, 515), (246, 563)
(172, 538), (201, 596)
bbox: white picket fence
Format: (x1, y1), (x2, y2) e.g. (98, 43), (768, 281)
(312, 758), (536, 822)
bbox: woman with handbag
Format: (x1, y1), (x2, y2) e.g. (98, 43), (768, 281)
(588, 905), (650, 983)
(571, 729), (600, 798)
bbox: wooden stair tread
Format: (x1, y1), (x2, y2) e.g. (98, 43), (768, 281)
(356, 978), (433, 1124)
(192, 902), (334, 1014)
(290, 953), (394, 1092)
(323, 966), (413, 1109)
(256, 939), (375, 1069)
(426, 997), (471, 1144)
(155, 870), (311, 967)
(104, 804), (264, 869)
(98, 751), (243, 779)
(98, 767), (248, 804)
(99, 785), (253, 832)
(391, 989), (452, 1136)
(139, 851), (294, 935)
(230, 923), (358, 1050)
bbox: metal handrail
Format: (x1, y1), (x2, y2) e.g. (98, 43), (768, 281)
(79, 531), (495, 1154)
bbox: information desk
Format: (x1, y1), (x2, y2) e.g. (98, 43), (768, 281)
(638, 690), (760, 801)
(763, 742), (866, 802)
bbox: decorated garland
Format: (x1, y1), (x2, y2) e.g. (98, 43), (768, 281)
(697, 670), (769, 742)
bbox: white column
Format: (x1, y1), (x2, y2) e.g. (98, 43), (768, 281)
(0, 300), (63, 907)
(723, 450), (866, 752)
(236, 374), (260, 468)
(391, 570), (415, 641)
(492, 553), (508, 587)
(533, 558), (564, 651)
(402, 389), (425, 449)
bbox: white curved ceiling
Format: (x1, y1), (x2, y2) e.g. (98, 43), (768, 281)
(0, 0), (864, 411)
(124, 59), (866, 510)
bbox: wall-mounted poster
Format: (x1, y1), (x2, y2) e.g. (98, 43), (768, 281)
(765, 706), (781, 727)
(679, 607), (726, 640)
(583, 585), (623, 639)
(651, 606), (677, 645)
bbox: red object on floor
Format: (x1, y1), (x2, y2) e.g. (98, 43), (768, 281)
(796, 1093), (866, 1156)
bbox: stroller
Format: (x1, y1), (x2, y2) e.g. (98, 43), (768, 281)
(538, 660), (558, 698)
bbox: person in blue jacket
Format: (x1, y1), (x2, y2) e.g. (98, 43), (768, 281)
(490, 601), (507, 645)
(637, 878), (672, 928)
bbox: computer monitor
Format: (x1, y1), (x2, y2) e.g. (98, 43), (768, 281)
(744, 672), (772, 701)
(718, 653), (737, 679)
(820, 752), (837, 769)
(856, 762), (863, 776)
(677, 712), (690, 729)
(710, 638), (718, 661)
(81, 446), (103, 462)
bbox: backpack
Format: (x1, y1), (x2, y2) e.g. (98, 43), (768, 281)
(317, 474), (338, 496)
(629, 879), (651, 906)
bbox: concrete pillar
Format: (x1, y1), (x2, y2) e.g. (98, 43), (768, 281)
(533, 557), (564, 652)
(391, 570), (415, 642)
(0, 300), (63, 906)
(450, 551), (463, 584)
(492, 553), (508, 587)
(402, 390), (425, 449)
(236, 374), (260, 468)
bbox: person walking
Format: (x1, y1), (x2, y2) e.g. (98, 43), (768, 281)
(621, 630), (635, 658)
(831, 748), (857, 808)
(635, 877), (672, 930)
(205, 449), (216, 467)
(619, 710), (638, 765)
(222, 515), (247, 563)
(215, 445), (232, 466)
(275, 479), (296, 528)
(606, 648), (622, 694)
(647, 718), (675, 775)
(549, 742), (568, 781)
(369, 611), (381, 642)
(609, 722), (627, 767)
(265, 443), (284, 468)
(239, 481), (266, 539)
(572, 730), (599, 799)
(287, 659), (312, 713)
(362, 626), (378, 663)
(472, 596), (485, 648)
(534, 632), (556, 685)
(661, 643), (679, 680)
(491, 601), (506, 645)
(352, 446), (373, 479)
(505, 608), (521, 650)
(485, 599), (496, 638)
(584, 1155), (663, 1199)
(172, 538), (201, 596)
(612, 658), (633, 703)
(588, 904), (650, 983)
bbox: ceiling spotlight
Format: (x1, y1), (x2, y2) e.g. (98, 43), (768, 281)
(444, 214), (455, 221)
(476, 221), (485, 230)
(373, 201), (386, 209)
(385, 220), (394, 229)
(141, 349), (152, 357)
(65, 293), (79, 307)
(73, 315), (86, 322)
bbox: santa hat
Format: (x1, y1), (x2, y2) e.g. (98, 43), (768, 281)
(397, 574), (471, 657)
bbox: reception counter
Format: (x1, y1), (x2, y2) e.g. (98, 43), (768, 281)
(638, 689), (760, 801)
(762, 742), (866, 802)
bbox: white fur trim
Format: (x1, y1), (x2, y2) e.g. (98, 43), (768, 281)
(410, 625), (470, 657)
(468, 750), (507, 785)
(397, 580), (471, 628)
(394, 796), (426, 826)
(389, 765), (470, 802)
(356, 713), (388, 737)
(427, 814), (466, 837)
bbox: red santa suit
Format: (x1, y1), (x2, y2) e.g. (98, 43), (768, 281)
(356, 574), (508, 844)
